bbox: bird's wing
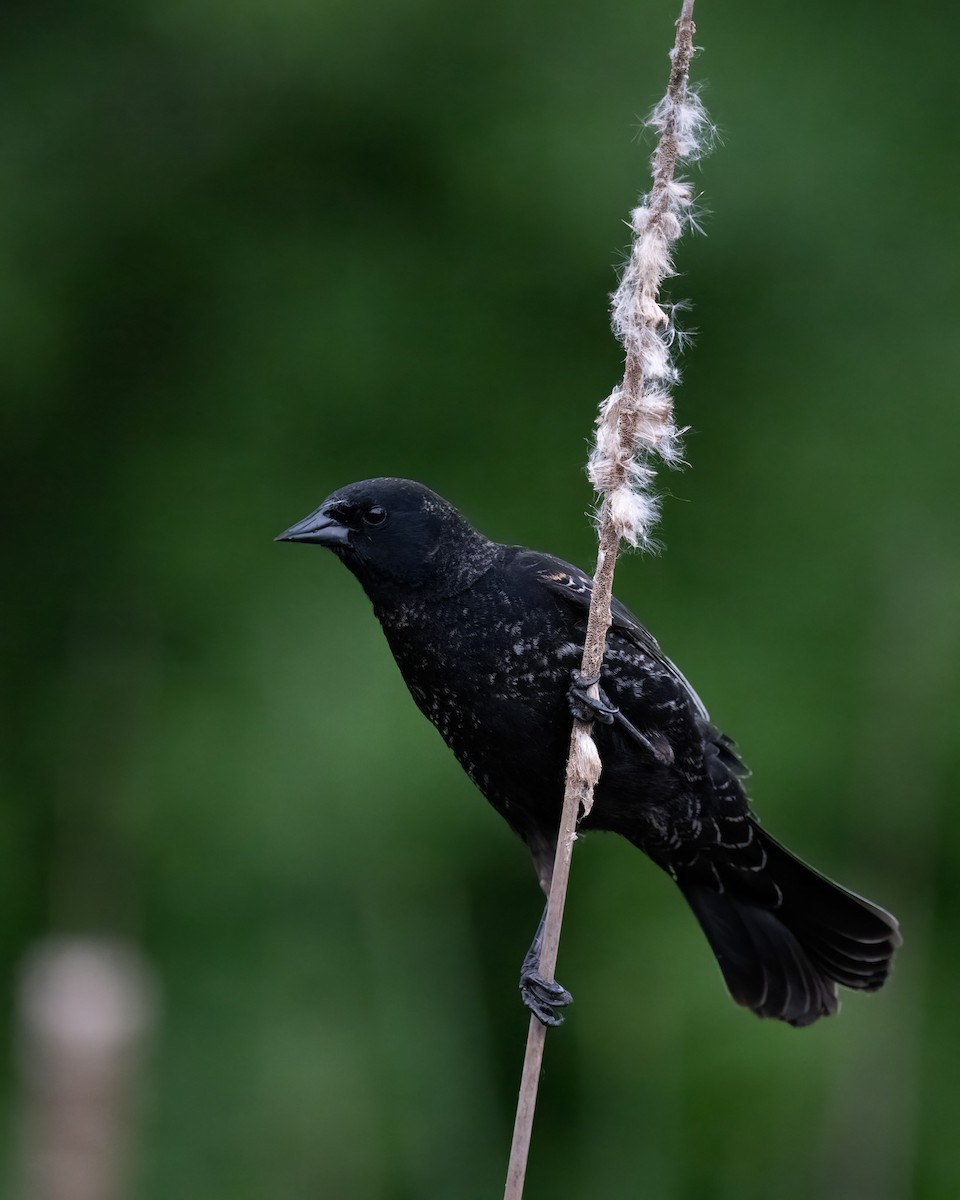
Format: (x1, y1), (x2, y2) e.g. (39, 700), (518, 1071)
(513, 547), (750, 780)
(513, 548), (711, 720)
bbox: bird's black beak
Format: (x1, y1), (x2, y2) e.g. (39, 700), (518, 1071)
(274, 508), (352, 547)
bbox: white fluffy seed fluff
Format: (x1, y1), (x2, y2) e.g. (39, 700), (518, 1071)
(573, 726), (603, 816)
(587, 21), (714, 548)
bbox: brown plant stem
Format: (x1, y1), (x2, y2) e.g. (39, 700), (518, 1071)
(503, 3), (699, 1196)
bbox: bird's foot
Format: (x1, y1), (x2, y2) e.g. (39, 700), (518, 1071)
(568, 670), (618, 725)
(569, 671), (674, 765)
(520, 968), (574, 1027)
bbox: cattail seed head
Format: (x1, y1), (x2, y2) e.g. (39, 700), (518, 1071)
(587, 14), (712, 548)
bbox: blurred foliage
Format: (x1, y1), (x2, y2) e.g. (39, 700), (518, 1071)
(2, 0), (959, 1196)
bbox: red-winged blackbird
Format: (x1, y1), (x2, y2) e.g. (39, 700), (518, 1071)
(277, 478), (900, 1027)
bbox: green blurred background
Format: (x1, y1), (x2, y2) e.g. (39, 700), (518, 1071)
(3, 0), (959, 1196)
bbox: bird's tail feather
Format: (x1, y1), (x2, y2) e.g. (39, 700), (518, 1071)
(679, 826), (901, 1027)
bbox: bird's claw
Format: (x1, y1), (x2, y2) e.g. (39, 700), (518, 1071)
(568, 670), (618, 725)
(520, 969), (574, 1027)
(569, 671), (674, 766)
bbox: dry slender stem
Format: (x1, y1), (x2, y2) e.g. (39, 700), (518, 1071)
(504, 4), (701, 1197)
(504, 521), (618, 1199)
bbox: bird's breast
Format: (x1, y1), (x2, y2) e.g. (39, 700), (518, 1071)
(376, 595), (574, 789)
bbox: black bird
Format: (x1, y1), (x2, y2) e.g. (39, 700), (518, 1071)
(277, 478), (900, 1027)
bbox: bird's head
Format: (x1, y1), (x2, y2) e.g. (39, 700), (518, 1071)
(275, 478), (497, 602)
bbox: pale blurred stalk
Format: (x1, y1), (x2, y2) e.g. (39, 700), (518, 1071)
(15, 939), (157, 1200)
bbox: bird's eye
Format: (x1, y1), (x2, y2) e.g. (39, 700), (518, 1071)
(364, 505), (387, 527)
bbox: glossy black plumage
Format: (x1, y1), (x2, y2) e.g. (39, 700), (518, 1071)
(277, 478), (901, 1027)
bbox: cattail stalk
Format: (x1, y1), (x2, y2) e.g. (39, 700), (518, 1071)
(504, 3), (710, 1195)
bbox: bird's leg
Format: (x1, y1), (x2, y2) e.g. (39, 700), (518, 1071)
(519, 903), (573, 1027)
(568, 670), (673, 766)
